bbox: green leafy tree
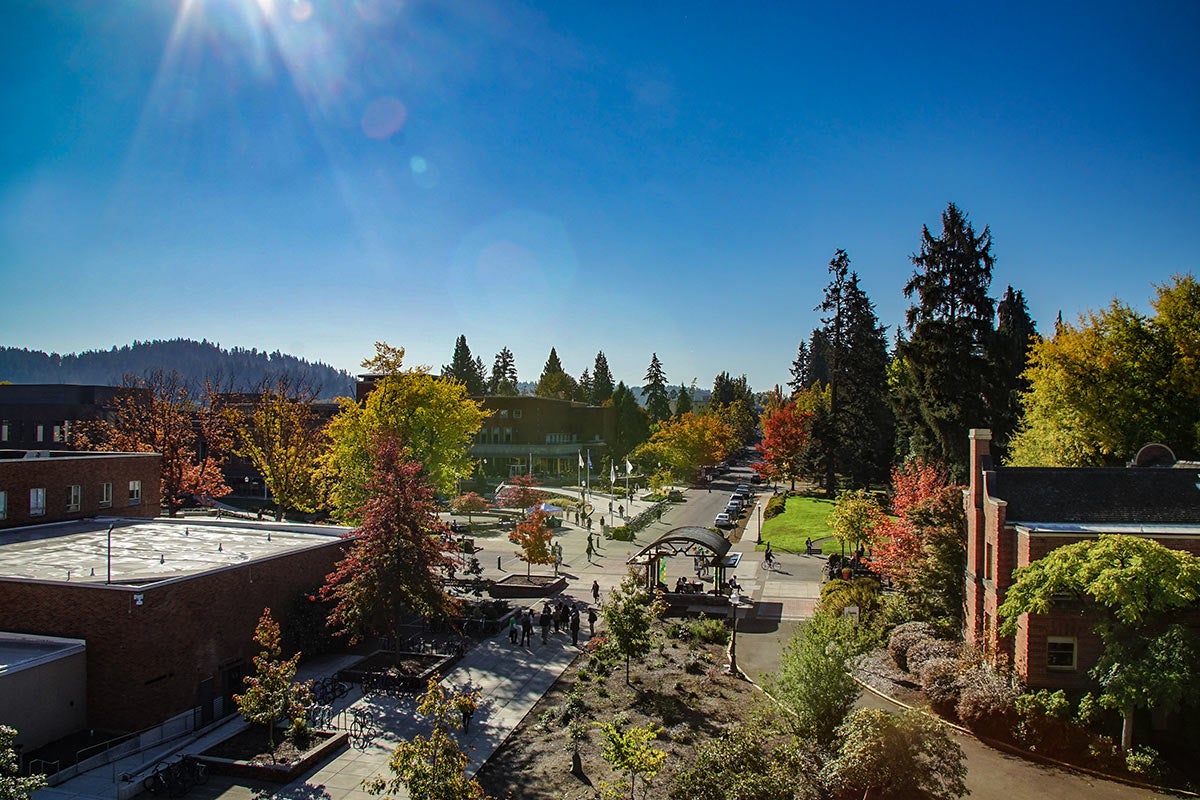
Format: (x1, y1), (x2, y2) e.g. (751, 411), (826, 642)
(441, 335), (487, 396)
(631, 412), (735, 482)
(0, 726), (45, 800)
(895, 203), (996, 479)
(611, 382), (651, 462)
(669, 724), (817, 800)
(226, 379), (325, 521)
(591, 351), (615, 405)
(769, 612), (866, 748)
(998, 535), (1200, 749)
(488, 347), (519, 396)
(234, 608), (315, 754)
(322, 343), (484, 522)
(321, 434), (460, 657)
(826, 489), (883, 556)
(597, 721), (666, 800)
(820, 708), (968, 800)
(601, 570), (666, 683)
(535, 347), (578, 400)
(1009, 275), (1200, 466)
(366, 678), (492, 800)
(642, 354), (672, 424)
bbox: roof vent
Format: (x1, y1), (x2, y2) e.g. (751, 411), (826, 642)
(1131, 443), (1176, 468)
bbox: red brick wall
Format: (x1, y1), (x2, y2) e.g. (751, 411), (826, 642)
(0, 454), (160, 529)
(0, 539), (346, 731)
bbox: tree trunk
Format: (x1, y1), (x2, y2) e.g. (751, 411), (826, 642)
(1122, 704), (1135, 751)
(275, 507), (284, 522)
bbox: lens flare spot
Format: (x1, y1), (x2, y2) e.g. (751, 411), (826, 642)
(410, 156), (427, 173)
(361, 96), (407, 140)
(289, 1), (313, 22)
(410, 156), (439, 188)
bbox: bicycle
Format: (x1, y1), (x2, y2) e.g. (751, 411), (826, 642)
(349, 707), (374, 748)
(762, 552), (776, 572)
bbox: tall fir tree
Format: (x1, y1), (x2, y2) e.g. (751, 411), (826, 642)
(895, 203), (996, 479)
(472, 356), (487, 395)
(489, 347), (519, 395)
(612, 382), (650, 462)
(642, 353), (672, 424)
(988, 285), (1038, 459)
(788, 341), (810, 397)
(536, 347), (577, 399)
(441, 335), (487, 395)
(577, 368), (593, 403)
(590, 351), (615, 405)
(674, 383), (693, 417)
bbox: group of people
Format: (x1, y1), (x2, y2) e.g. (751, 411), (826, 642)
(508, 596), (598, 648)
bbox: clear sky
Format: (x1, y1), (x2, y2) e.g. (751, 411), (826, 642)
(2, 0), (1198, 392)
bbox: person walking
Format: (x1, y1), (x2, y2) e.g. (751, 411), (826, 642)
(556, 601), (569, 634)
(587, 606), (597, 637)
(552, 600), (562, 633)
(508, 613), (519, 645)
(591, 579), (600, 604)
(520, 610), (533, 647)
(585, 536), (595, 563)
(539, 605), (552, 643)
(569, 606), (581, 646)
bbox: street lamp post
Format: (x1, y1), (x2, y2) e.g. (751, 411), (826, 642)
(727, 592), (751, 676)
(756, 502), (762, 544)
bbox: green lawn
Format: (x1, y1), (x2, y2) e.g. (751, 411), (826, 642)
(759, 494), (839, 554)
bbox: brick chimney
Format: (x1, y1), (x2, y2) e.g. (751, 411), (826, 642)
(968, 428), (992, 510)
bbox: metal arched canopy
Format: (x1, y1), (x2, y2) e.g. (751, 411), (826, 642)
(627, 526), (731, 563)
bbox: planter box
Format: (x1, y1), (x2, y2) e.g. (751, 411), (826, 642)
(487, 574), (567, 599)
(200, 730), (347, 783)
(336, 650), (456, 693)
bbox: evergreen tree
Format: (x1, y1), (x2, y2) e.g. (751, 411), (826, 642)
(642, 353), (672, 424)
(590, 351), (615, 405)
(441, 335), (487, 396)
(807, 329), (832, 386)
(988, 285), (1038, 459)
(612, 382), (650, 462)
(673, 383), (693, 417)
(489, 347), (519, 396)
(895, 203), (996, 479)
(787, 341), (809, 397)
(472, 356), (487, 395)
(536, 347), (578, 400)
(577, 368), (593, 403)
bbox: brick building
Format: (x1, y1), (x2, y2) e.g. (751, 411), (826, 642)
(964, 429), (1200, 689)
(0, 450), (161, 529)
(0, 518), (351, 735)
(0, 384), (137, 451)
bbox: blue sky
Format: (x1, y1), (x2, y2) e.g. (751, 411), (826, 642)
(2, 0), (1198, 392)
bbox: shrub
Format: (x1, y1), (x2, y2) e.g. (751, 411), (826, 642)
(687, 616), (729, 645)
(610, 525), (635, 541)
(1013, 690), (1072, 753)
(1124, 746), (1166, 779)
(763, 493), (787, 520)
(955, 661), (1020, 735)
(919, 657), (961, 708)
(905, 638), (959, 676)
(887, 621), (936, 672)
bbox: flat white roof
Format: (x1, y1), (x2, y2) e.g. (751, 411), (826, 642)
(0, 632), (86, 674)
(1012, 521), (1200, 536)
(0, 518), (352, 585)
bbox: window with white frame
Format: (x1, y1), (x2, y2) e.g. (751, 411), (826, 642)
(30, 488), (46, 517)
(100, 482), (112, 508)
(0, 420), (8, 442)
(504, 426), (512, 443)
(35, 424), (44, 442)
(129, 480), (142, 505)
(1047, 637), (1077, 671)
(0, 491), (6, 520)
(513, 409), (522, 419)
(67, 484), (81, 512)
(53, 422), (69, 443)
(498, 409), (509, 418)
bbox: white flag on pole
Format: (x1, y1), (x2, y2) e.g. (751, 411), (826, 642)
(578, 452), (585, 469)
(625, 458), (634, 475)
(610, 463), (616, 483)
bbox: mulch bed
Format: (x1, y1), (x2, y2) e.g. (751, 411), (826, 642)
(202, 727), (333, 764)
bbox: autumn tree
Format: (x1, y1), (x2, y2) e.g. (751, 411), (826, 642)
(1009, 275), (1200, 466)
(366, 678), (492, 800)
(535, 347), (578, 400)
(826, 489), (883, 556)
(495, 473), (545, 515)
(590, 351), (615, 405)
(321, 434), (460, 656)
(642, 353), (672, 424)
(631, 412), (735, 482)
(894, 203), (996, 479)
(489, 347), (519, 396)
(508, 508), (554, 576)
(0, 726), (45, 800)
(322, 343), (484, 522)
(226, 379), (325, 521)
(602, 570), (666, 683)
(598, 721), (666, 800)
(998, 535), (1200, 750)
(234, 608), (314, 754)
(441, 334), (487, 396)
(72, 371), (230, 515)
(756, 400), (813, 490)
(450, 492), (490, 525)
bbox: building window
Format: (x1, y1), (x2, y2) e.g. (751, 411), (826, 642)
(513, 409), (522, 419)
(35, 424), (45, 443)
(30, 488), (46, 517)
(492, 426), (501, 444)
(0, 491), (6, 520)
(1047, 637), (1077, 671)
(985, 542), (994, 581)
(100, 482), (113, 508)
(53, 423), (69, 443)
(67, 485), (81, 512)
(0, 420), (8, 442)
(504, 427), (512, 444)
(498, 409), (509, 418)
(129, 480), (142, 505)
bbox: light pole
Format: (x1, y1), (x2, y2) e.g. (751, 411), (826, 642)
(727, 592), (752, 676)
(756, 502), (762, 544)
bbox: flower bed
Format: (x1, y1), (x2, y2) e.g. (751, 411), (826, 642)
(200, 728), (346, 783)
(487, 574), (567, 598)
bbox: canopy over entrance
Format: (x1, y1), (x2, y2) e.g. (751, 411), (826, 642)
(627, 526), (738, 605)
(628, 526), (731, 563)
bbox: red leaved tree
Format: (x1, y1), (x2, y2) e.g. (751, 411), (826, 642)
(450, 492), (491, 525)
(870, 458), (957, 594)
(757, 400), (813, 490)
(495, 474), (546, 516)
(321, 434), (459, 659)
(509, 508), (554, 577)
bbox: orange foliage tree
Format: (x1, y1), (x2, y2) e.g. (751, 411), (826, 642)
(756, 400), (813, 490)
(495, 474), (546, 516)
(509, 508), (554, 576)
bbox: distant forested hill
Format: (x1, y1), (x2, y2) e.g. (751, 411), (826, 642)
(0, 339), (355, 399)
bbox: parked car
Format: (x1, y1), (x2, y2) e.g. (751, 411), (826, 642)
(714, 512), (734, 527)
(725, 502), (742, 517)
(750, 474), (764, 484)
(734, 484), (751, 498)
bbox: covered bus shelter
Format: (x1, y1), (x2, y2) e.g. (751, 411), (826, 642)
(627, 526), (742, 613)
